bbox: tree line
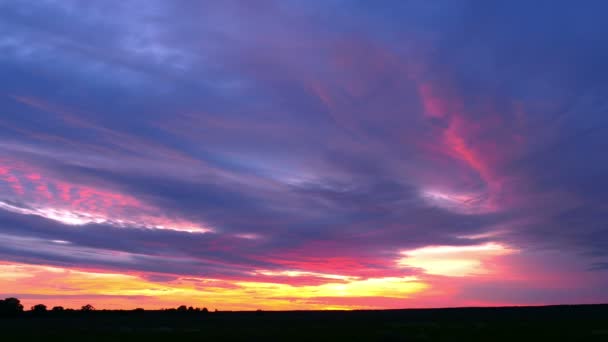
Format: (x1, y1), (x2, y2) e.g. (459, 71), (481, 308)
(0, 297), (212, 316)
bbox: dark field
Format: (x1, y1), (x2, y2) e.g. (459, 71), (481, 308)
(2, 305), (608, 341)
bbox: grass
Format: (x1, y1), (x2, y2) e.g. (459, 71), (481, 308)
(1, 304), (607, 341)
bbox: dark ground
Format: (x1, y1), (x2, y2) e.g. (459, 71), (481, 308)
(2, 304), (607, 341)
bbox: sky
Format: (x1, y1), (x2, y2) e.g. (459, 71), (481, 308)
(1, 0), (608, 311)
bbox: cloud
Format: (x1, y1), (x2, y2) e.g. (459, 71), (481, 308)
(398, 243), (515, 277)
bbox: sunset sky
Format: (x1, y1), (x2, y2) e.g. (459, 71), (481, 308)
(2, 0), (608, 310)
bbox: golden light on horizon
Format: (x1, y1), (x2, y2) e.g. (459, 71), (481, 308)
(0, 263), (428, 311)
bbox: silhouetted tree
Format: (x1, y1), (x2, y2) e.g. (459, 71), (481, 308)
(31, 304), (47, 314)
(177, 305), (188, 312)
(51, 306), (65, 312)
(202, 307), (209, 313)
(133, 308), (144, 312)
(0, 297), (24, 316)
(81, 304), (95, 312)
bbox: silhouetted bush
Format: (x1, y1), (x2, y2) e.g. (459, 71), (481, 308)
(81, 304), (95, 312)
(0, 297), (24, 316)
(31, 304), (47, 314)
(0, 297), (218, 317)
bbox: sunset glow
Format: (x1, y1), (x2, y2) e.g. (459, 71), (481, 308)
(398, 243), (515, 277)
(1, 0), (608, 311)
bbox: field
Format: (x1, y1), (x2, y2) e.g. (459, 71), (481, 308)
(2, 304), (607, 341)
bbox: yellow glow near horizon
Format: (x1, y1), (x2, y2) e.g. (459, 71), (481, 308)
(236, 276), (426, 299)
(0, 263), (428, 311)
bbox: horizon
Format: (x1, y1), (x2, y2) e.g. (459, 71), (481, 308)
(5, 296), (608, 313)
(2, 0), (608, 311)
